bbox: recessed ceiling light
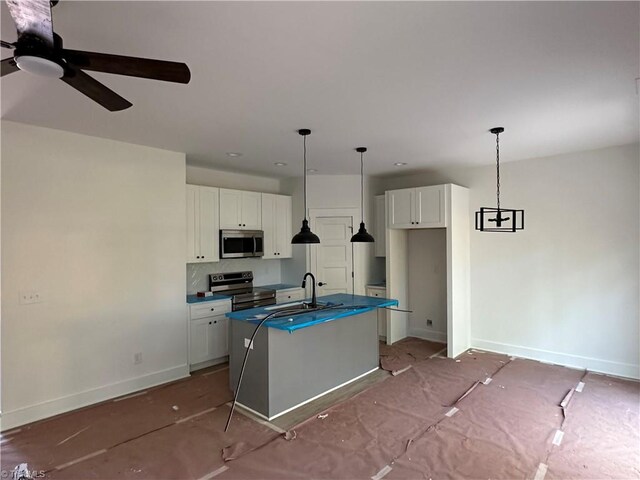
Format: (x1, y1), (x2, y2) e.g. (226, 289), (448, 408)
(394, 162), (408, 166)
(274, 162), (287, 166)
(307, 169), (317, 173)
(226, 152), (243, 157)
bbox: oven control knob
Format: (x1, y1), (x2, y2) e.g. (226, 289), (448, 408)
(212, 275), (218, 281)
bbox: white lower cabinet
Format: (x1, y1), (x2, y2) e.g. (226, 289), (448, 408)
(366, 286), (387, 339)
(188, 299), (231, 371)
(276, 287), (305, 304)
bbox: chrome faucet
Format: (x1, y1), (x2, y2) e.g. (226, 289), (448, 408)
(301, 272), (317, 308)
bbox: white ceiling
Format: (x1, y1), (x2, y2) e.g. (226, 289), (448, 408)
(1, 1), (638, 177)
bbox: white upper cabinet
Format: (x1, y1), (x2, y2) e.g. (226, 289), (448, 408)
(219, 189), (262, 230)
(241, 191), (262, 230)
(415, 185), (446, 227)
(219, 189), (242, 229)
(374, 194), (386, 257)
(262, 193), (293, 259)
(387, 185), (446, 229)
(186, 185), (220, 263)
(387, 188), (414, 228)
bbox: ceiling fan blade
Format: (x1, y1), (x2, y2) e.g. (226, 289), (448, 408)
(1, 57), (20, 76)
(5, 0), (54, 48)
(61, 66), (132, 111)
(63, 49), (191, 84)
(1, 40), (16, 50)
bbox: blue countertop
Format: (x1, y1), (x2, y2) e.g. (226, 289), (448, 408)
(225, 293), (398, 333)
(186, 294), (230, 304)
(257, 283), (300, 291)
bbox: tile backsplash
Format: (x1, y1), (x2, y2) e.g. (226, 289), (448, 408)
(187, 258), (283, 294)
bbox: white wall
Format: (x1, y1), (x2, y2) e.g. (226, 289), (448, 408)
(1, 121), (188, 429)
(186, 165), (281, 193)
(188, 259), (282, 294)
(280, 175), (383, 293)
(408, 229), (447, 343)
(185, 166), (284, 291)
(380, 143), (640, 378)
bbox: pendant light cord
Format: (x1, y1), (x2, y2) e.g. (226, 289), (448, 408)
(495, 132), (500, 210)
(303, 134), (308, 220)
(360, 151), (364, 223)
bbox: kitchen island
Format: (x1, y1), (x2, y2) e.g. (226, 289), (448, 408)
(226, 293), (398, 420)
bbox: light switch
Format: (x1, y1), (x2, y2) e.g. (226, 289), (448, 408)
(244, 338), (254, 350)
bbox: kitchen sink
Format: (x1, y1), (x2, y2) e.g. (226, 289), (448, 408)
(264, 301), (306, 311)
(266, 302), (340, 318)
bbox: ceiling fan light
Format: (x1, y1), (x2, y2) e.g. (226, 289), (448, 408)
(14, 55), (64, 78)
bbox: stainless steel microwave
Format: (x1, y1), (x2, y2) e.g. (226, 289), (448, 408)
(220, 230), (264, 258)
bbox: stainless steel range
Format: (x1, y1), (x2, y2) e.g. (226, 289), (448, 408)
(209, 271), (276, 311)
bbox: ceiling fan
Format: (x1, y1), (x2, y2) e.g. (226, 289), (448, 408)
(1, 0), (191, 111)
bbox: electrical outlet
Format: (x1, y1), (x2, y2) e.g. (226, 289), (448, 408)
(19, 291), (43, 305)
(134, 352), (143, 365)
(426, 319), (433, 327)
(244, 338), (254, 350)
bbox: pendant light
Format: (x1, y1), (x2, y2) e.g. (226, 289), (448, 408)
(350, 147), (375, 243)
(475, 127), (524, 232)
(291, 129), (320, 244)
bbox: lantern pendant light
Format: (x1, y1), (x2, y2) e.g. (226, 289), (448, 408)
(350, 147), (375, 243)
(475, 127), (524, 232)
(291, 129), (320, 244)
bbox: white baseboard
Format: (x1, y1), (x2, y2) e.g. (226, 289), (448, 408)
(0, 364), (190, 431)
(409, 327), (447, 344)
(472, 338), (639, 380)
(238, 366), (381, 421)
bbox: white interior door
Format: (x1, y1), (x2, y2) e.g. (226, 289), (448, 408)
(312, 216), (354, 295)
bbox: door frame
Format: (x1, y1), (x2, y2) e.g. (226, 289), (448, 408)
(307, 207), (365, 296)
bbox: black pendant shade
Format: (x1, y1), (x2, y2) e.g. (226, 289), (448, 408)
(292, 129), (320, 244)
(292, 218), (320, 244)
(351, 147), (375, 243)
(351, 222), (375, 243)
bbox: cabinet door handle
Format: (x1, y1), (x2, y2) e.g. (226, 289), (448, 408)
(208, 321), (212, 325)
(210, 308), (215, 311)
(213, 320), (217, 324)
